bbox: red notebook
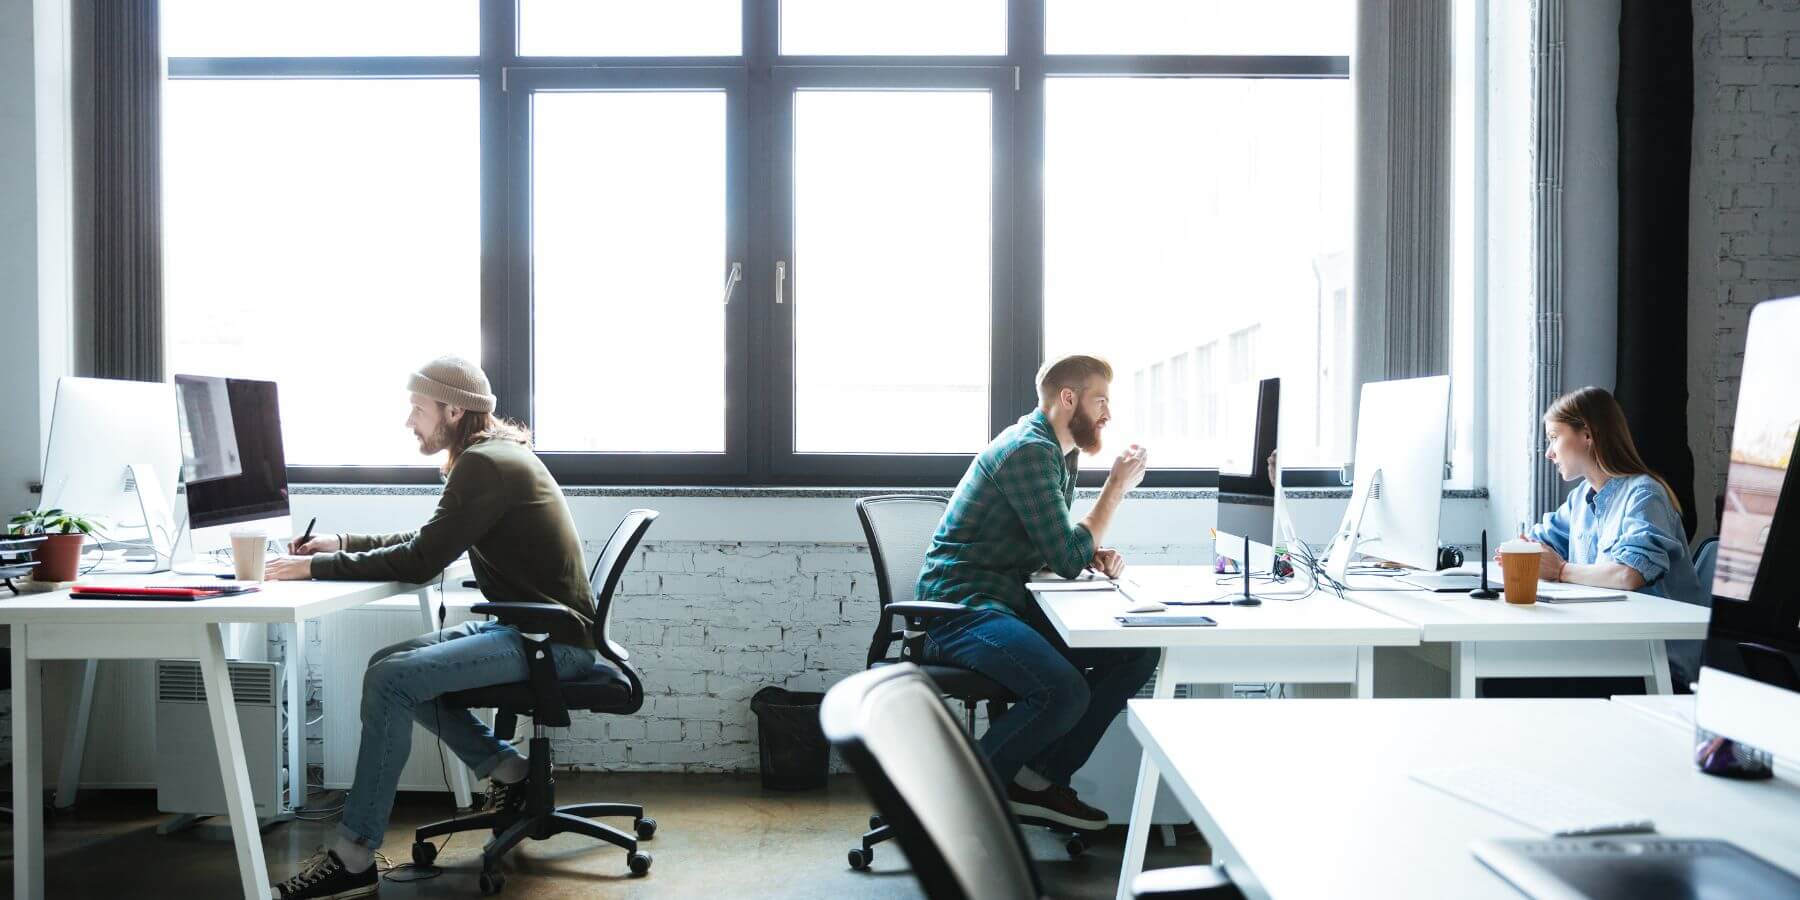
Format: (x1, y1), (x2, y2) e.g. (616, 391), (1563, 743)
(69, 585), (261, 601)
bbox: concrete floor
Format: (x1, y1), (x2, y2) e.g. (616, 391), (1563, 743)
(2, 773), (1209, 899)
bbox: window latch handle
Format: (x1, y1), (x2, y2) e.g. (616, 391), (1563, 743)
(775, 260), (787, 305)
(721, 261), (742, 306)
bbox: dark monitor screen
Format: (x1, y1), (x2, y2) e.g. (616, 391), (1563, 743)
(175, 375), (290, 530)
(1704, 298), (1800, 693)
(1218, 378), (1280, 545)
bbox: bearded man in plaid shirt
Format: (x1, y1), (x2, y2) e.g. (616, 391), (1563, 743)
(915, 354), (1156, 832)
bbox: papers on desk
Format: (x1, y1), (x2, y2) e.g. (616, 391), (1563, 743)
(1536, 584), (1626, 603)
(1028, 573), (1125, 592)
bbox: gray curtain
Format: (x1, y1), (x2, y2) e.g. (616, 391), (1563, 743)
(80, 0), (163, 383)
(1530, 0), (1567, 519)
(1353, 0), (1454, 389)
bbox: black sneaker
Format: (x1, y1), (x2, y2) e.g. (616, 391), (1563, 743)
(271, 849), (378, 900)
(1007, 782), (1109, 832)
(484, 776), (529, 821)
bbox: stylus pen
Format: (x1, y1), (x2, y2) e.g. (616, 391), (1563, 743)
(295, 516), (316, 552)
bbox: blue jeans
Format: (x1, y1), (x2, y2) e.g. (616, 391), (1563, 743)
(923, 607), (1159, 788)
(339, 620), (598, 849)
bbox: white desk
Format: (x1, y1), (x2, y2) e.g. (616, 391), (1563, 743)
(4, 572), (467, 900)
(1126, 698), (1800, 900)
(1336, 581), (1711, 696)
(1032, 566), (1422, 899)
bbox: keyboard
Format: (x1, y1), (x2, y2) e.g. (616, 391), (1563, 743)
(1411, 764), (1656, 837)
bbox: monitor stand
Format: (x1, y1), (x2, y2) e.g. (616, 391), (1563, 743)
(87, 463), (177, 574)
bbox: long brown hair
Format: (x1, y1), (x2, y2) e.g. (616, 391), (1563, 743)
(440, 403), (532, 471)
(1544, 386), (1682, 514)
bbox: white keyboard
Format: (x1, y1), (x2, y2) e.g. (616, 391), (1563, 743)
(1411, 764), (1656, 837)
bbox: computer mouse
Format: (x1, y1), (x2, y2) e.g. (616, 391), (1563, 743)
(1125, 599), (1167, 613)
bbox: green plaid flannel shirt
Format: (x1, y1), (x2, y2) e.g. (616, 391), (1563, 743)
(915, 409), (1096, 618)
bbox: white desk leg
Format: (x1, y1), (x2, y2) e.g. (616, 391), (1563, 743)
(53, 659), (97, 808)
(417, 585), (476, 810)
(14, 626), (46, 900)
(1451, 643), (1477, 698)
(199, 623), (273, 900)
(1647, 640), (1673, 695)
(1116, 647), (1174, 900)
(287, 622), (307, 812)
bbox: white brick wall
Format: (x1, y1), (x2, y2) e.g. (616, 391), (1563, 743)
(1691, 0), (1800, 532)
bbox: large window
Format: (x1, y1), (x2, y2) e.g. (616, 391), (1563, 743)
(161, 1), (1353, 486)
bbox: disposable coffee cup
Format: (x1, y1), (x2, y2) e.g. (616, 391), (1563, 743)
(230, 529), (269, 582)
(1498, 539), (1541, 605)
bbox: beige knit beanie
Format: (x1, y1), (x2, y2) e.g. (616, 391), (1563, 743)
(407, 356), (496, 413)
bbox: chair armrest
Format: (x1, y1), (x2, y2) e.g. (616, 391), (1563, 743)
(1131, 865), (1245, 900)
(471, 602), (575, 727)
(883, 601), (968, 621)
(473, 601), (582, 633)
(462, 579), (480, 589)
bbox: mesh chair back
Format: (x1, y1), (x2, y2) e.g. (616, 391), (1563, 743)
(856, 496), (950, 667)
(821, 664), (1042, 900)
(856, 495), (948, 608)
(586, 509), (658, 708)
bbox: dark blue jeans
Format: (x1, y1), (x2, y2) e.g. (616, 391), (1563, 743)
(923, 607), (1159, 788)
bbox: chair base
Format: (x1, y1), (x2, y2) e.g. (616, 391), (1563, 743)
(413, 735), (656, 892)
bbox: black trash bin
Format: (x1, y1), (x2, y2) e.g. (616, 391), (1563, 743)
(751, 686), (829, 791)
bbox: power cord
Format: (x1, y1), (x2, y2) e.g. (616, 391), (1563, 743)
(383, 569), (456, 885)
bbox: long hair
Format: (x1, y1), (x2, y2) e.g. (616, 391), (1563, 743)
(440, 403), (532, 471)
(1544, 386), (1682, 514)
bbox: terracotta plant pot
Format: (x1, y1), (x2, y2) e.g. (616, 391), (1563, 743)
(30, 533), (86, 583)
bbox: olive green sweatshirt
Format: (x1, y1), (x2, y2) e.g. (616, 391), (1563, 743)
(310, 438), (596, 649)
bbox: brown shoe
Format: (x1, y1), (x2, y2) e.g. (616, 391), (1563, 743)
(1007, 782), (1109, 832)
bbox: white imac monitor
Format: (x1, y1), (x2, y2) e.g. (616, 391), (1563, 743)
(38, 377), (183, 569)
(1696, 296), (1800, 765)
(175, 375), (293, 557)
(1325, 375), (1452, 581)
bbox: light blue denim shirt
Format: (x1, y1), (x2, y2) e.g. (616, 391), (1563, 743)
(1527, 474), (1704, 606)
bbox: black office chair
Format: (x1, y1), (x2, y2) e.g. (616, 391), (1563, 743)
(410, 509), (661, 895)
(823, 664), (1243, 900)
(850, 495), (1027, 870)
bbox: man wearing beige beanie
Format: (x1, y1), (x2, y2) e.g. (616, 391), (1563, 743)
(261, 356), (598, 899)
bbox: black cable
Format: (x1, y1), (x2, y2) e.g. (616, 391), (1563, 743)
(383, 569), (455, 885)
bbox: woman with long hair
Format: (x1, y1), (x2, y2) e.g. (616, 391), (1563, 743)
(1509, 386), (1705, 606)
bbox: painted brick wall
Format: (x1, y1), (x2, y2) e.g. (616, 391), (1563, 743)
(1691, 0), (1800, 532)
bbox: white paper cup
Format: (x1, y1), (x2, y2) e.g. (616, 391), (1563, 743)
(230, 529), (269, 582)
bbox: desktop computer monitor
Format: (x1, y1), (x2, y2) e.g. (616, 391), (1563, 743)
(1217, 378), (1281, 550)
(1325, 374), (1451, 581)
(38, 377), (184, 566)
(175, 375), (292, 555)
(1696, 296), (1800, 764)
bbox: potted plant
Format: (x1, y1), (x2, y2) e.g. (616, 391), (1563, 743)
(8, 508), (97, 583)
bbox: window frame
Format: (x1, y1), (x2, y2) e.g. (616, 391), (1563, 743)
(162, 0), (1353, 489)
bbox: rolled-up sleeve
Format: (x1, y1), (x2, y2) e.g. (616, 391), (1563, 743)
(1604, 483), (1685, 584)
(994, 442), (1094, 579)
(1528, 492), (1575, 558)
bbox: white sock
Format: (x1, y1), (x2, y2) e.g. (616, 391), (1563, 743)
(332, 835), (374, 873)
(492, 754), (528, 785)
(1013, 767), (1051, 791)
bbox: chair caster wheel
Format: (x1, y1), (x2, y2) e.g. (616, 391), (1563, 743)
(869, 814), (884, 830)
(628, 850), (653, 876)
(636, 817), (658, 840)
(1065, 835), (1087, 858)
(411, 840), (438, 868)
(479, 870), (506, 895)
(849, 847), (873, 870)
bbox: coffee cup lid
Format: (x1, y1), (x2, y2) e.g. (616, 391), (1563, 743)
(1499, 539), (1541, 554)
